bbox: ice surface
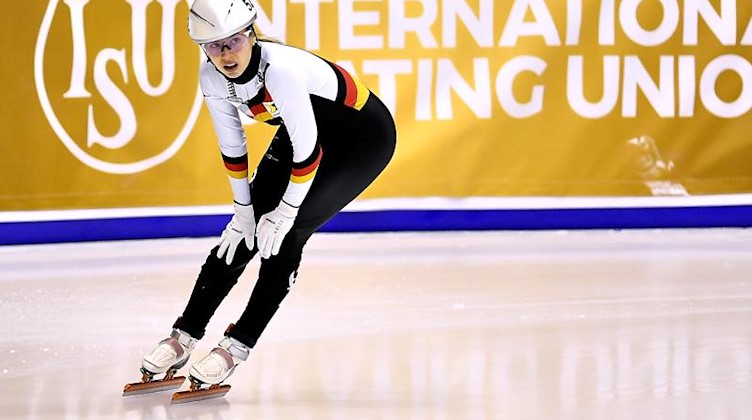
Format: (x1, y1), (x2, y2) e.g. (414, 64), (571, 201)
(0, 230), (751, 419)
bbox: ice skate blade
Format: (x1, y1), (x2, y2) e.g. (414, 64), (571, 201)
(123, 376), (186, 396)
(171, 385), (231, 404)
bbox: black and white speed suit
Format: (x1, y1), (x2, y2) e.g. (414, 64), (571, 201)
(173, 41), (396, 348)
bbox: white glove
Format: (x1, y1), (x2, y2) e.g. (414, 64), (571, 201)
(217, 202), (256, 265)
(256, 201), (299, 259)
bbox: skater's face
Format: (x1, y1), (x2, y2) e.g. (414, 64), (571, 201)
(202, 29), (256, 79)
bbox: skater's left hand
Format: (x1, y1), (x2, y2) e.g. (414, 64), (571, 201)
(256, 201), (298, 259)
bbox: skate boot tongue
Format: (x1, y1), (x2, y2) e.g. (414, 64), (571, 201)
(161, 338), (184, 357)
(187, 336), (250, 385)
(213, 346), (236, 370)
(142, 329), (197, 374)
(188, 348), (235, 384)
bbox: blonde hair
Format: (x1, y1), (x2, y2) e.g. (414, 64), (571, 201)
(253, 24), (283, 44)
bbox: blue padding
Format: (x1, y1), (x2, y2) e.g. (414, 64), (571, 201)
(321, 206), (752, 231)
(1, 206), (750, 245)
(0, 215), (231, 246)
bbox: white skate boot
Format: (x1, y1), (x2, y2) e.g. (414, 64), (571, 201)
(142, 328), (197, 375)
(123, 329), (197, 396)
(172, 336), (250, 403)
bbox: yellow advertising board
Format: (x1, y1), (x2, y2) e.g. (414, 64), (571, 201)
(1, 0), (751, 211)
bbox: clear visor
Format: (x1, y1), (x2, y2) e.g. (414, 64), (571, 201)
(201, 29), (254, 56)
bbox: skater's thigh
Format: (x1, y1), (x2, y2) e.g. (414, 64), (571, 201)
(250, 127), (293, 219)
(295, 137), (392, 229)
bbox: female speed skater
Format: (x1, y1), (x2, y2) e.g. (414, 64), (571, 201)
(124, 0), (396, 401)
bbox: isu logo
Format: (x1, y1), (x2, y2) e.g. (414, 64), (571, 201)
(34, 0), (203, 174)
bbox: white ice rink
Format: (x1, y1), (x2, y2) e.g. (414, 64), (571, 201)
(1, 229), (751, 419)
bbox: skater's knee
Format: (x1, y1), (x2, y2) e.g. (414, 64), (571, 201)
(280, 227), (313, 254)
(260, 248), (301, 268)
(204, 244), (255, 273)
(258, 238), (303, 287)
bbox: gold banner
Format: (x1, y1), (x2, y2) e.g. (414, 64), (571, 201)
(2, 0), (751, 211)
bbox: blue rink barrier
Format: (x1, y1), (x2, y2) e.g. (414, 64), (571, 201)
(0, 205), (751, 245)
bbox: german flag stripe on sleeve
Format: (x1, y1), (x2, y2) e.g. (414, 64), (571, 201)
(290, 144), (322, 184)
(250, 103), (267, 116)
(247, 89), (276, 122)
(222, 154), (249, 179)
(328, 62), (370, 111)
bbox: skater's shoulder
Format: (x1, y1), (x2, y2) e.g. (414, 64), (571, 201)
(199, 61), (228, 97)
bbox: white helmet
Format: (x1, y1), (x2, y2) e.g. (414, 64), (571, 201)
(188, 0), (258, 44)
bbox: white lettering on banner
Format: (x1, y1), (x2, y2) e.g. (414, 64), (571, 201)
(128, 0), (180, 96)
(565, 54), (752, 119)
(246, 0), (750, 51)
(249, 0), (752, 54)
(622, 56), (676, 117)
(620, 0), (679, 46)
(87, 49), (137, 148)
(599, 0), (616, 45)
(338, 52), (752, 121)
(362, 60), (413, 115)
(41, 0), (752, 146)
(566, 0), (583, 46)
(389, 0), (439, 49)
(35, 0), (203, 174)
(416, 59), (434, 121)
(441, 0), (493, 48)
(678, 55), (696, 118)
(436, 58), (491, 120)
(63, 0), (90, 98)
(604, 0), (750, 47)
(567, 56), (621, 119)
(289, 0), (332, 50)
(743, 16), (752, 44)
(499, 0), (561, 47)
(496, 56), (547, 119)
(241, 0), (752, 122)
(337, 53), (752, 121)
(339, 0), (383, 49)
(700, 54), (752, 118)
(683, 0), (737, 46)
(254, 0), (288, 42)
(65, 0), (179, 147)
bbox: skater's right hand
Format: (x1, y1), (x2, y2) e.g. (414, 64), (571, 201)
(216, 202), (256, 264)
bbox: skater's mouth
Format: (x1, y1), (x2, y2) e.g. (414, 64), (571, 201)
(223, 62), (239, 72)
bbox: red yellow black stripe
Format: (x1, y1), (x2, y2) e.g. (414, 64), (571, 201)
(244, 89), (281, 125)
(290, 144), (322, 184)
(327, 62), (370, 110)
(222, 154), (249, 179)
(248, 89), (271, 122)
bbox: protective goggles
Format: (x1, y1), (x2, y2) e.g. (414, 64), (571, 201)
(201, 29), (254, 56)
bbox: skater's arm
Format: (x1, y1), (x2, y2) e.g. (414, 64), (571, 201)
(254, 63), (319, 258)
(264, 62), (320, 209)
(200, 65), (251, 205)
